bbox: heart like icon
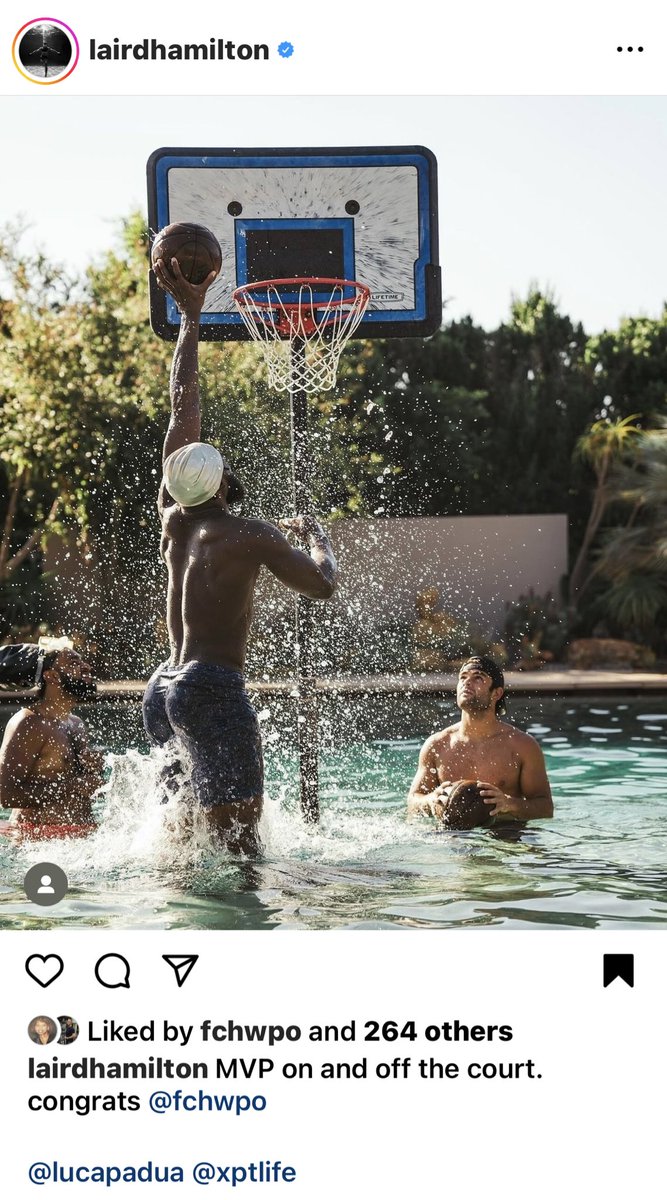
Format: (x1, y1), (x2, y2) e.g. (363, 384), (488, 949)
(26, 954), (64, 988)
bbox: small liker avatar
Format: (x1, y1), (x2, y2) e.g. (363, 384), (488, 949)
(58, 1016), (80, 1045)
(28, 1016), (58, 1045)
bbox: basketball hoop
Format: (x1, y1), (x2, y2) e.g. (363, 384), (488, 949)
(233, 277), (370, 393)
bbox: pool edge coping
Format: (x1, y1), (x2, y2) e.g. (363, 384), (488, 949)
(2, 669), (666, 703)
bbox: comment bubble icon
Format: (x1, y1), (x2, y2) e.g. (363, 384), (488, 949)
(94, 953), (131, 989)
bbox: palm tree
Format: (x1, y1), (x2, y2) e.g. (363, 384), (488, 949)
(587, 421), (667, 641)
(568, 414), (643, 604)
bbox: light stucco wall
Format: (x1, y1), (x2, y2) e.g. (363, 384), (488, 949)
(44, 514), (567, 644)
(256, 513), (568, 636)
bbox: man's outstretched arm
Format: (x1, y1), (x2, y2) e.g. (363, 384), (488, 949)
(259, 516), (338, 600)
(152, 257), (218, 464)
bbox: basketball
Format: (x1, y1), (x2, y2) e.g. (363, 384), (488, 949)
(441, 780), (493, 830)
(151, 223), (222, 285)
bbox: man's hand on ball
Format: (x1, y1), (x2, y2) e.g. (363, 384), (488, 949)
(429, 781), (452, 819)
(477, 781), (514, 817)
(153, 257), (218, 316)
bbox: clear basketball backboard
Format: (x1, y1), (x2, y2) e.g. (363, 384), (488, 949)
(147, 145), (441, 341)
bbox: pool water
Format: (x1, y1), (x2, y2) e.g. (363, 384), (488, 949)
(1, 694), (666, 931)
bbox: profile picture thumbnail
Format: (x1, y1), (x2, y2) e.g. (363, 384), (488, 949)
(28, 1016), (58, 1045)
(57, 1016), (80, 1045)
(13, 19), (79, 84)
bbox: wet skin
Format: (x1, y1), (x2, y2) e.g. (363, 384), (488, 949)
(407, 665), (553, 822)
(154, 258), (338, 851)
(0, 650), (103, 831)
(161, 504), (335, 674)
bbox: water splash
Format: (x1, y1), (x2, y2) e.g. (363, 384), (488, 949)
(4, 741), (424, 884)
(1, 696), (666, 931)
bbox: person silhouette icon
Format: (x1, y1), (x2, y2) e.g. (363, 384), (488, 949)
(23, 861), (69, 906)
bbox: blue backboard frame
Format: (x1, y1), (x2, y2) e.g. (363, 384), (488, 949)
(147, 145), (441, 342)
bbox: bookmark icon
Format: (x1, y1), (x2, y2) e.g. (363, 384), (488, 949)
(603, 954), (634, 988)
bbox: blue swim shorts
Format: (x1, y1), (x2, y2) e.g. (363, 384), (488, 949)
(143, 661), (264, 808)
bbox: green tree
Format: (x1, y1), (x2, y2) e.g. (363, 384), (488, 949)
(0, 219), (168, 663)
(485, 289), (596, 517)
(0, 231), (95, 639)
(4, 216), (667, 667)
(585, 310), (667, 424)
(568, 414), (643, 603)
(329, 320), (494, 517)
(586, 421), (667, 644)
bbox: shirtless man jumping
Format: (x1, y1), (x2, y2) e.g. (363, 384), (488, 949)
(0, 644), (103, 839)
(143, 258), (338, 854)
(407, 656), (553, 822)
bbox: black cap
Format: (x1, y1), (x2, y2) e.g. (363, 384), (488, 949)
(0, 644), (44, 688)
(459, 656), (507, 715)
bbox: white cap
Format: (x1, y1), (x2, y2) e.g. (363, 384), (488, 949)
(163, 442), (225, 507)
(38, 635), (74, 654)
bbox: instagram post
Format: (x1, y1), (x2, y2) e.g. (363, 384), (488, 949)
(0, 96), (665, 931)
(0, 3), (666, 1196)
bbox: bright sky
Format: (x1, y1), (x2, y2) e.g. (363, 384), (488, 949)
(1, 94), (665, 332)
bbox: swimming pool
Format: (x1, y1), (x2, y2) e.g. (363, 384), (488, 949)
(1, 693), (666, 930)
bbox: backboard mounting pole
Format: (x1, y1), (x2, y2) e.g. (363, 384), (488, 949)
(289, 337), (319, 823)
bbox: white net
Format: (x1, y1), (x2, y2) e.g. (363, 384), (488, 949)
(233, 279), (370, 393)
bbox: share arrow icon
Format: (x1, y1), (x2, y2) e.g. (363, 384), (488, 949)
(162, 955), (199, 988)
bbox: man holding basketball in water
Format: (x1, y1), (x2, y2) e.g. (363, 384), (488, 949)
(143, 255), (337, 854)
(407, 657), (553, 824)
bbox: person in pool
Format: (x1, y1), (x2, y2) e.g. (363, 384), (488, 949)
(143, 256), (338, 854)
(407, 656), (553, 823)
(0, 642), (103, 840)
